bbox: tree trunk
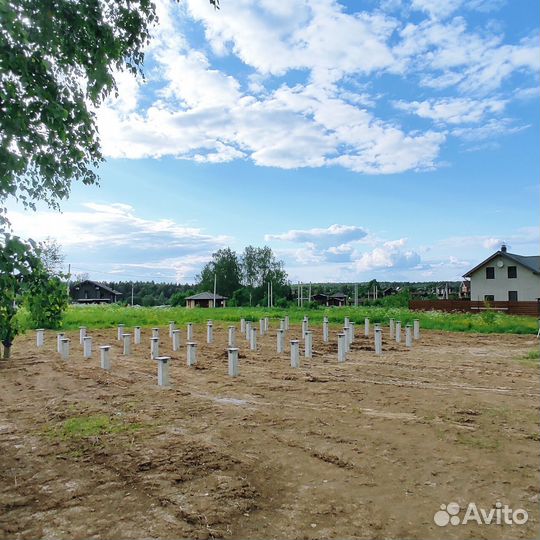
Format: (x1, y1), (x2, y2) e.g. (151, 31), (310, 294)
(1, 342), (11, 360)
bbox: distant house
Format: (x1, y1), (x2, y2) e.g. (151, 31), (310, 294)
(459, 280), (471, 299)
(311, 293), (329, 306)
(435, 283), (458, 300)
(463, 244), (540, 302)
(70, 280), (122, 304)
(381, 287), (399, 297)
(328, 292), (348, 307)
(185, 291), (227, 308)
(410, 288), (430, 299)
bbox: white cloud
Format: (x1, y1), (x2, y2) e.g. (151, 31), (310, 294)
(111, 254), (211, 283)
(451, 118), (529, 141)
(184, 0), (398, 82)
(8, 203), (228, 251)
(482, 237), (503, 250)
(265, 224), (367, 246)
(438, 229), (539, 251)
(411, 0), (464, 20)
(99, 73), (446, 172)
(94, 0), (538, 173)
(354, 239), (421, 272)
(394, 97), (506, 124)
(395, 19), (539, 94)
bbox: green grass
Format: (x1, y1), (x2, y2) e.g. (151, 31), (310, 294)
(523, 349), (540, 360)
(456, 432), (501, 450)
(517, 349), (540, 366)
(44, 414), (142, 441)
(17, 304), (539, 335)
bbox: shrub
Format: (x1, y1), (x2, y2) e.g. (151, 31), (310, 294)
(26, 275), (69, 329)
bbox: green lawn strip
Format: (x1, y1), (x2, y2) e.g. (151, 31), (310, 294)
(17, 304), (538, 335)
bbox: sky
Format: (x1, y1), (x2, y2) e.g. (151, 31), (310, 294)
(7, 0), (540, 285)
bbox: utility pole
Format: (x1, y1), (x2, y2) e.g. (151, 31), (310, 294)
(297, 282), (300, 307)
(131, 283), (134, 306)
(67, 263), (71, 297)
(354, 283), (358, 307)
(213, 274), (217, 308)
(308, 282), (312, 303)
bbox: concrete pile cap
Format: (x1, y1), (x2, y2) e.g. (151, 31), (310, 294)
(99, 345), (111, 350)
(154, 356), (170, 363)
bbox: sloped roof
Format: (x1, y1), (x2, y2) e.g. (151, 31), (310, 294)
(73, 280), (122, 295)
(329, 292), (347, 298)
(186, 291), (227, 300)
(463, 251), (540, 278)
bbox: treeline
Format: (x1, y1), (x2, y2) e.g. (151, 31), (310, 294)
(102, 277), (463, 308)
(99, 249), (463, 308)
(104, 245), (293, 307)
(103, 281), (196, 307)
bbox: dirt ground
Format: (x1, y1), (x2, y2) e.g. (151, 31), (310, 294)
(0, 322), (538, 540)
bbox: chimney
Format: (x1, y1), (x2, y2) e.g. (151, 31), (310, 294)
(501, 243), (507, 253)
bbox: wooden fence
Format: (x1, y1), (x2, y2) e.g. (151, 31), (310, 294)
(409, 300), (540, 317)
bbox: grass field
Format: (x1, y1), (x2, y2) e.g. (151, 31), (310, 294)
(18, 304), (539, 335)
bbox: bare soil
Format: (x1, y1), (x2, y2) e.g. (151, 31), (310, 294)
(0, 324), (538, 540)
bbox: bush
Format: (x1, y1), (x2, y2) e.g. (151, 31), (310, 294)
(141, 294), (156, 307)
(26, 276), (69, 329)
(170, 291), (189, 307)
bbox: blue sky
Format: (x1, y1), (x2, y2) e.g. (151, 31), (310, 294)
(7, 0), (539, 284)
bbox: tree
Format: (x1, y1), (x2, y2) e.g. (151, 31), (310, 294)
(26, 273), (70, 329)
(240, 245), (289, 304)
(37, 236), (65, 275)
(170, 290), (189, 307)
(197, 248), (242, 298)
(240, 246), (287, 288)
(0, 234), (43, 359)
(0, 0), (219, 225)
(0, 0), (159, 223)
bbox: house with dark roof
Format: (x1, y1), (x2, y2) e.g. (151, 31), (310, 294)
(311, 293), (330, 306)
(463, 244), (540, 302)
(328, 292), (348, 307)
(185, 291), (227, 308)
(70, 280), (122, 304)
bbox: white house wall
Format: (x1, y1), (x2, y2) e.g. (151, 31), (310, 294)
(470, 256), (540, 301)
